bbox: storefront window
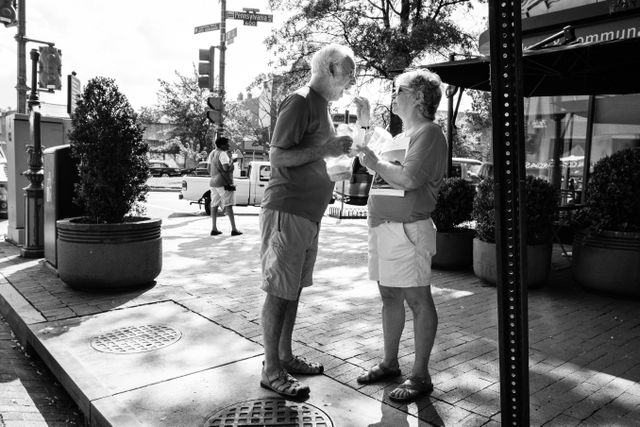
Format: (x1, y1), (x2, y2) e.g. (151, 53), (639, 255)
(524, 95), (589, 204)
(590, 93), (640, 169)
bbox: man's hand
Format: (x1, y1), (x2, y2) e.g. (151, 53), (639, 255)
(324, 135), (353, 158)
(353, 96), (371, 127)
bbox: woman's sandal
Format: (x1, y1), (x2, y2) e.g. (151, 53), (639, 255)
(357, 363), (402, 384)
(281, 355), (324, 375)
(260, 369), (310, 398)
(388, 376), (434, 402)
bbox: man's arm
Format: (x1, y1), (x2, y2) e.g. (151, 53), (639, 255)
(269, 136), (353, 168)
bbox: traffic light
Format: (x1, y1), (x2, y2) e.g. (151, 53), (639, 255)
(0, 0), (17, 27)
(38, 46), (62, 90)
(198, 46), (215, 91)
(206, 96), (222, 124)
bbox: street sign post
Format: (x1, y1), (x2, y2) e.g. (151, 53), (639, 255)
(226, 10), (273, 26)
(194, 22), (221, 34)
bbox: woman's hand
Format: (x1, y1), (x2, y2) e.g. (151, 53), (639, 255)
(358, 145), (379, 170)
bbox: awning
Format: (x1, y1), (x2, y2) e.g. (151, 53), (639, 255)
(424, 37), (640, 97)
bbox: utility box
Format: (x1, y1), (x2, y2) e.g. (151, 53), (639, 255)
(5, 113), (71, 246)
(43, 144), (81, 267)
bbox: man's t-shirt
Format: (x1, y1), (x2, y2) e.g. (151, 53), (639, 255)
(208, 150), (233, 188)
(261, 86), (335, 223)
(368, 122), (448, 227)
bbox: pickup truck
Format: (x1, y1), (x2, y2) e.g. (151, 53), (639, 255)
(179, 161), (271, 214)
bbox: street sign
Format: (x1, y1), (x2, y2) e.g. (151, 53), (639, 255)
(67, 73), (81, 115)
(226, 28), (237, 45)
(194, 23), (221, 34)
(226, 10), (273, 24)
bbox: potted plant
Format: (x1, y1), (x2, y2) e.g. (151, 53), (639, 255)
(572, 148), (640, 296)
(472, 175), (557, 287)
(56, 77), (162, 291)
(431, 177), (476, 269)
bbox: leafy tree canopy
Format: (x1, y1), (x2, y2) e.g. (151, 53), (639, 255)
(266, 0), (479, 82)
(155, 69), (216, 157)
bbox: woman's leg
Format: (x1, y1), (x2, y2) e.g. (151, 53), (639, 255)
(404, 286), (437, 381)
(378, 284), (405, 370)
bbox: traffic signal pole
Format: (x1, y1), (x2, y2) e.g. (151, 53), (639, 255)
(16, 0), (26, 113)
(218, 0), (226, 136)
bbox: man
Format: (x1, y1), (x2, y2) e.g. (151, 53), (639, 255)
(207, 136), (242, 236)
(259, 44), (356, 398)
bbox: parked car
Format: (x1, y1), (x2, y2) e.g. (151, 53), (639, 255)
(452, 157), (483, 184)
(149, 160), (181, 177)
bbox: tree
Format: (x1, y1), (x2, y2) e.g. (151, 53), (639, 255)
(265, 0), (480, 133)
(155, 69), (215, 164)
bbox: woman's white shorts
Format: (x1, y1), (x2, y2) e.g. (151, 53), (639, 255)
(368, 218), (437, 287)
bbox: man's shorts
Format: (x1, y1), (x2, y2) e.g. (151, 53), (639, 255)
(260, 208), (320, 301)
(368, 218), (436, 287)
(210, 186), (235, 208)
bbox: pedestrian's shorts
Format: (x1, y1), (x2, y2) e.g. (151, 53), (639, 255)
(210, 186), (235, 208)
(260, 208), (320, 301)
(368, 218), (436, 287)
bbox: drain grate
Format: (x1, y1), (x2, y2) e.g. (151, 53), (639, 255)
(204, 398), (334, 427)
(90, 324), (181, 354)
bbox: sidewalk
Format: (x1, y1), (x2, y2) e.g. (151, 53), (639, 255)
(1, 209), (639, 426)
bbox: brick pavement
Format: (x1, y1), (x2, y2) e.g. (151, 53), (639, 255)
(1, 210), (640, 426)
(0, 314), (84, 426)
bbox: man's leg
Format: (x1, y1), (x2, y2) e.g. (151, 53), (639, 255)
(210, 201), (220, 234)
(378, 284), (405, 370)
(404, 286), (437, 381)
(261, 293), (289, 377)
(226, 205), (242, 235)
(277, 290), (300, 361)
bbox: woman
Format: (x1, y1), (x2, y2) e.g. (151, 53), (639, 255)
(354, 69), (447, 402)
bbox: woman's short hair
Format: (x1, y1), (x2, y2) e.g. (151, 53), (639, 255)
(396, 69), (443, 120)
(310, 44), (355, 77)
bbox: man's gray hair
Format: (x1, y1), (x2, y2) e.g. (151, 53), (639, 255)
(310, 44), (355, 76)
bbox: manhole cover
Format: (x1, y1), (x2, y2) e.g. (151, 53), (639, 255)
(204, 398), (334, 427)
(90, 324), (181, 354)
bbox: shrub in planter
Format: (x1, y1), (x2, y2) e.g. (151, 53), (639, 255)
(573, 148), (640, 295)
(431, 177), (476, 269)
(70, 77), (150, 223)
(471, 175), (557, 286)
(57, 77), (162, 290)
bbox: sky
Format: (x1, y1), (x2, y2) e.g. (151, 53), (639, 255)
(0, 0), (280, 112)
(1, 1), (486, 114)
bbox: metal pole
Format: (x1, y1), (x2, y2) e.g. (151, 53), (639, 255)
(488, 0), (530, 424)
(21, 48), (44, 258)
(446, 53), (456, 177)
(218, 0), (226, 136)
(16, 0), (27, 113)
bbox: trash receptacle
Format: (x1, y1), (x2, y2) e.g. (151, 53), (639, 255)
(44, 145), (82, 267)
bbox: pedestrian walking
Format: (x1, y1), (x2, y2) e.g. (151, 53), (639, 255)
(207, 136), (242, 236)
(354, 69), (447, 401)
(259, 43), (356, 398)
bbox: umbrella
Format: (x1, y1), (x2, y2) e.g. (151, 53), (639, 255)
(424, 37), (640, 97)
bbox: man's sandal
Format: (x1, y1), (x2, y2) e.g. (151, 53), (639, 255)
(388, 376), (434, 402)
(260, 369), (310, 398)
(357, 363), (402, 384)
(281, 356), (324, 375)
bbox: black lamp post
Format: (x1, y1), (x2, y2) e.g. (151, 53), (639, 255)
(20, 48), (44, 258)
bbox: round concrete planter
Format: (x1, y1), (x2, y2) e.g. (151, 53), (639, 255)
(56, 217), (162, 291)
(473, 238), (552, 287)
(432, 228), (474, 270)
(572, 229), (640, 296)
